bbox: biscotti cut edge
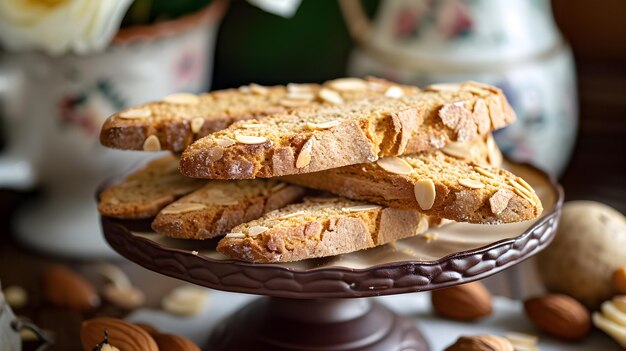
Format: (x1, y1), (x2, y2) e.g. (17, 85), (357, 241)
(216, 198), (430, 263)
(179, 81), (515, 179)
(100, 77), (420, 152)
(97, 155), (204, 219)
(151, 181), (306, 239)
(280, 136), (542, 224)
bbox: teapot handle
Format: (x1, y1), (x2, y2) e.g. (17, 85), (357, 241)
(338, 0), (372, 46)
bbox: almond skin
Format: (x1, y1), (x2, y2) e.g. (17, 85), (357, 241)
(445, 335), (514, 351)
(432, 281), (492, 320)
(41, 265), (100, 311)
(81, 317), (158, 351)
(524, 294), (591, 340)
(153, 333), (200, 351)
(613, 266), (626, 294)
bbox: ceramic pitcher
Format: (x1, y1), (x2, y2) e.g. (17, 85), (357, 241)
(341, 0), (578, 176)
(0, 0), (226, 258)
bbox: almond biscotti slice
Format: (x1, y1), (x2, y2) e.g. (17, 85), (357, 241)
(100, 78), (419, 152)
(152, 181), (305, 239)
(180, 81), (515, 179)
(281, 145), (542, 224)
(216, 197), (431, 263)
(98, 155), (204, 219)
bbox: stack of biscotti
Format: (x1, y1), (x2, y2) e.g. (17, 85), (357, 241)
(98, 77), (543, 263)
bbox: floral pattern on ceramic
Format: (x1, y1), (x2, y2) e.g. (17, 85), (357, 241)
(347, 0), (577, 176)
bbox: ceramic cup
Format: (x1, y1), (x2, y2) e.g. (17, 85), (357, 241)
(0, 0), (227, 258)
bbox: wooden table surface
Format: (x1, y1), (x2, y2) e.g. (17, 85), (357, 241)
(1, 61), (624, 350)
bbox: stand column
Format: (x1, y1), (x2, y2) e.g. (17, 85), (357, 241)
(207, 297), (429, 351)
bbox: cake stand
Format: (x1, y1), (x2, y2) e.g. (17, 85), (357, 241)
(100, 162), (563, 351)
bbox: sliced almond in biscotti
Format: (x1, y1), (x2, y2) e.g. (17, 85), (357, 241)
(98, 155), (204, 219)
(100, 78), (420, 152)
(152, 180), (306, 239)
(216, 197), (432, 263)
(281, 137), (541, 224)
(180, 81), (515, 179)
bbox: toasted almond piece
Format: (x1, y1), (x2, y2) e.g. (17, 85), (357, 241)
(276, 210), (306, 219)
(614, 296), (626, 313)
(43, 265), (100, 312)
(414, 179), (436, 210)
(327, 78), (368, 91)
(490, 189), (514, 215)
(235, 135), (267, 144)
(279, 98), (311, 107)
(504, 332), (538, 347)
(162, 286), (208, 317)
(384, 86), (405, 98)
(306, 120), (340, 130)
(3, 285), (28, 309)
(119, 108), (151, 119)
(215, 137), (236, 148)
(474, 166), (497, 179)
(247, 226), (269, 236)
(94, 263), (132, 289)
(318, 88), (344, 105)
(241, 123), (264, 129)
(102, 284), (145, 310)
(513, 188), (535, 205)
(225, 232), (245, 238)
(341, 204), (382, 212)
(486, 134), (503, 167)
(509, 178), (533, 197)
(416, 216), (429, 234)
(601, 300), (626, 327)
(190, 117), (204, 134)
(296, 137), (315, 168)
(425, 83), (462, 92)
(287, 83), (316, 93)
(286, 91), (315, 100)
(81, 318), (157, 351)
(376, 156), (413, 175)
(459, 178), (485, 189)
(143, 135), (161, 152)
(516, 176), (535, 194)
(441, 142), (471, 159)
(161, 203), (207, 215)
(162, 93), (200, 105)
(249, 83), (269, 95)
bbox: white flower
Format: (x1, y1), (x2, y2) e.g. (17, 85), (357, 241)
(0, 0), (133, 56)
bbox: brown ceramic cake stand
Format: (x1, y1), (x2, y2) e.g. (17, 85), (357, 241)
(100, 162), (563, 351)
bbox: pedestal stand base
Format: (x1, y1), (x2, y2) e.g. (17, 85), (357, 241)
(207, 297), (428, 351)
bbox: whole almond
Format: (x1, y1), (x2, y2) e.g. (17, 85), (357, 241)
(445, 335), (514, 351)
(81, 317), (158, 351)
(524, 294), (591, 340)
(153, 333), (200, 351)
(41, 265), (100, 311)
(432, 281), (492, 320)
(613, 266), (626, 294)
(135, 322), (160, 337)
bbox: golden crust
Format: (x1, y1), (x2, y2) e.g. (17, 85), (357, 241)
(180, 82), (515, 179)
(216, 198), (430, 263)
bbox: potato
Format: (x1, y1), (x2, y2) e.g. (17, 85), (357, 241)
(536, 201), (626, 309)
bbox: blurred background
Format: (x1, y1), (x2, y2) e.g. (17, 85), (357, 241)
(0, 0), (624, 349)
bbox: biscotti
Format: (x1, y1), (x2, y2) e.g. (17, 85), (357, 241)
(216, 197), (431, 263)
(98, 155), (204, 219)
(152, 181), (305, 239)
(100, 78), (420, 152)
(281, 136), (541, 224)
(180, 81), (515, 179)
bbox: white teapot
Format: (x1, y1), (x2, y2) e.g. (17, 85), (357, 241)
(340, 0), (578, 176)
